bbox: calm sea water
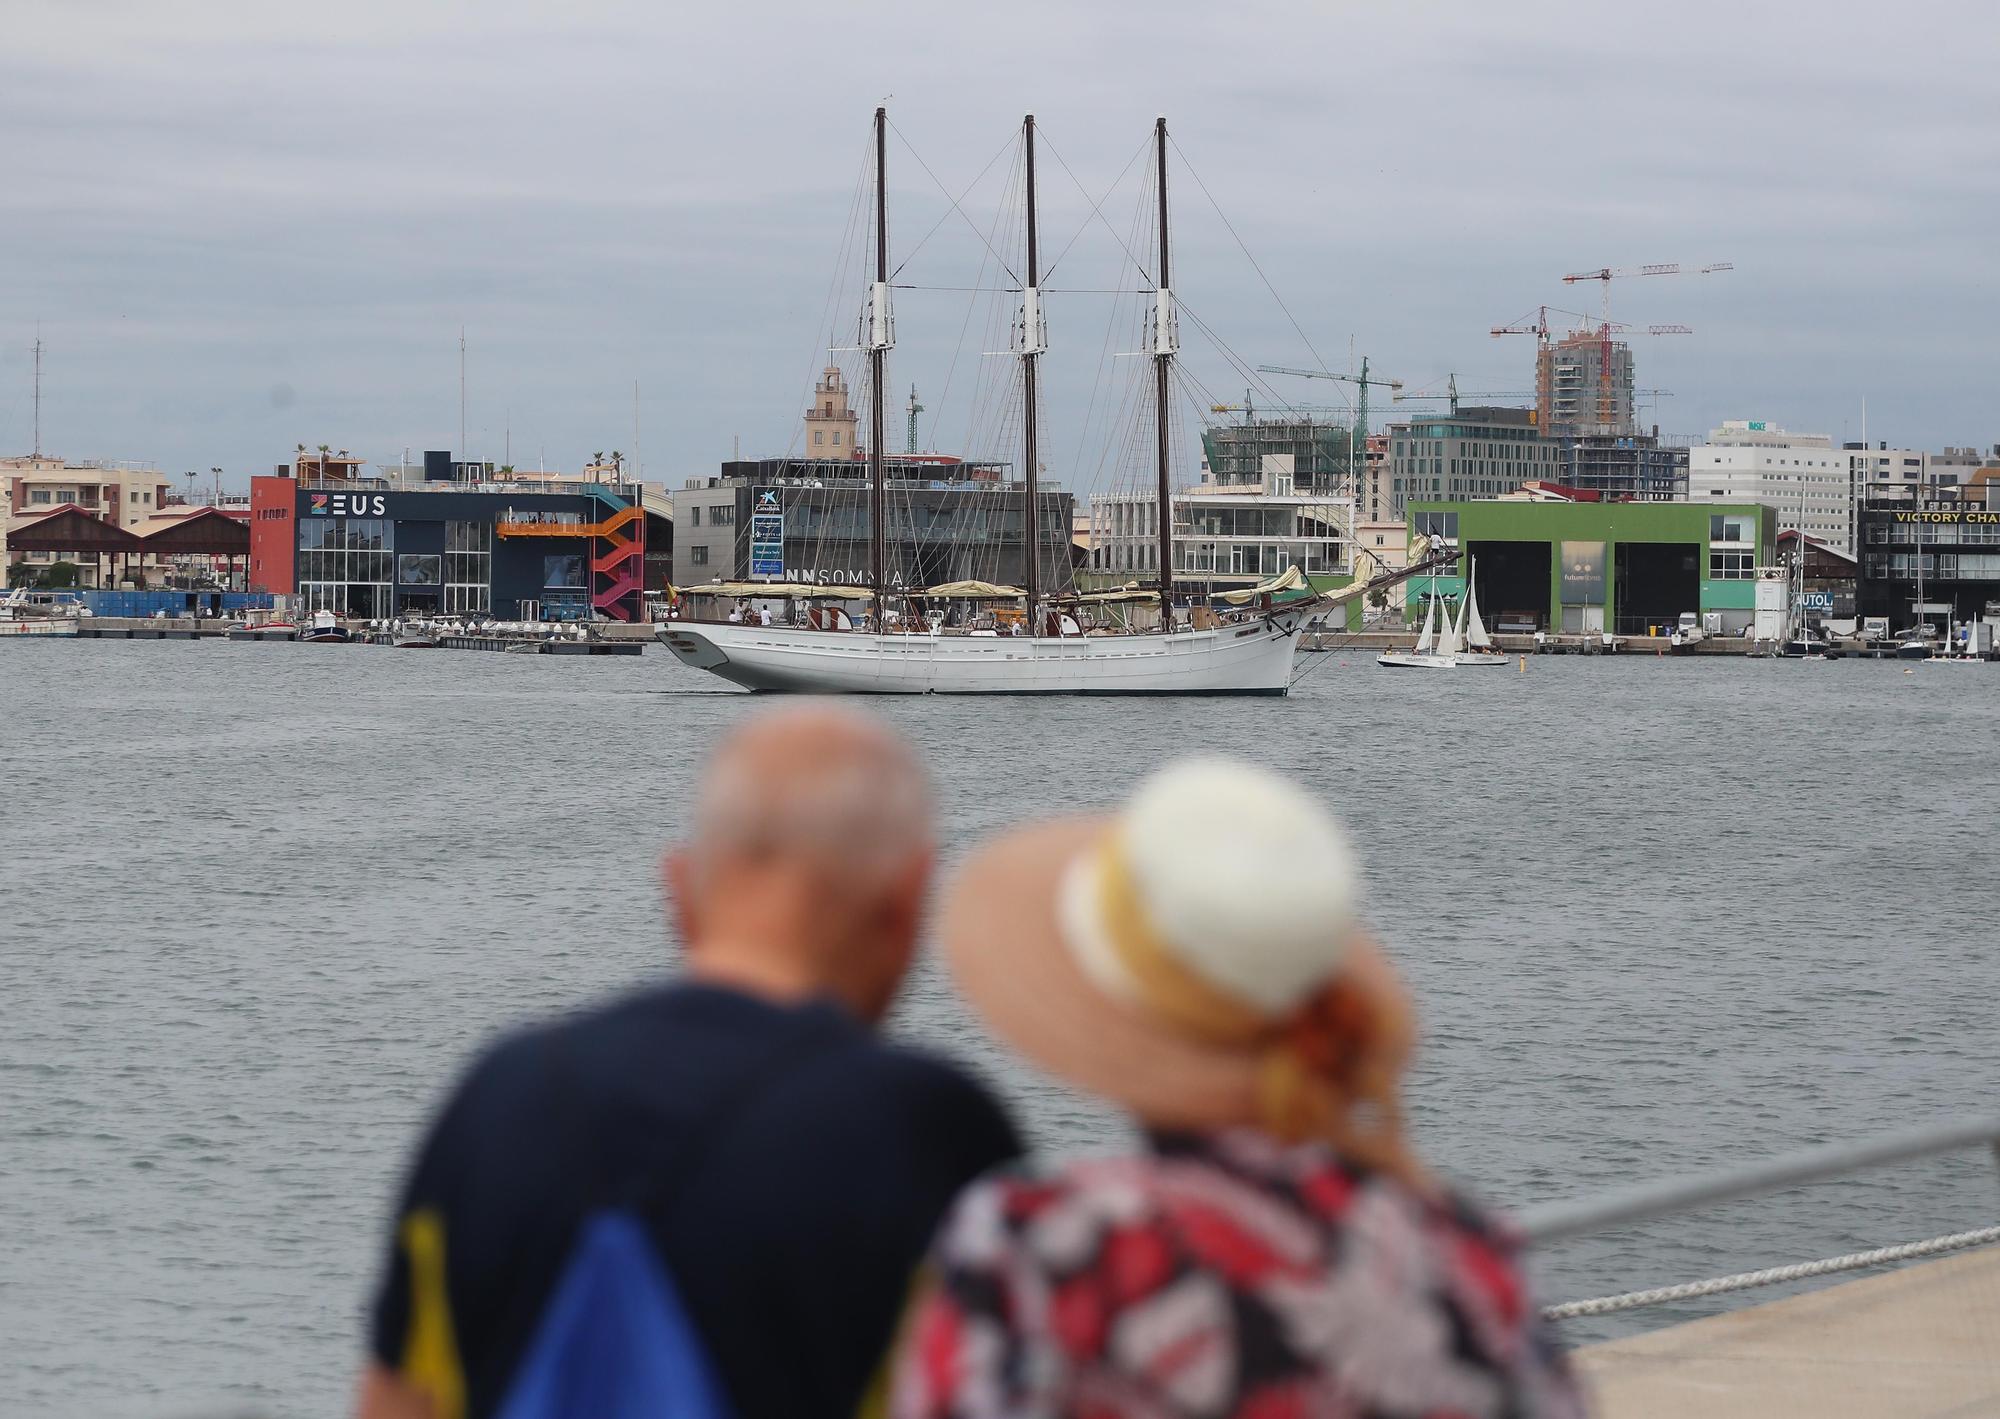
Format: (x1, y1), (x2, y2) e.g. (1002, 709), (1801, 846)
(3, 640), (1997, 1416)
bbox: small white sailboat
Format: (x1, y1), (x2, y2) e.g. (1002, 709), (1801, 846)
(1379, 573), (1508, 671)
(1453, 561), (1508, 667)
(1378, 592), (1462, 670)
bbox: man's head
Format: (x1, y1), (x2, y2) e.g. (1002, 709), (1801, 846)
(665, 704), (933, 1023)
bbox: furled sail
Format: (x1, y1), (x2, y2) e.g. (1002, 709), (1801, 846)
(1213, 565), (1307, 604)
(920, 580), (1025, 599)
(690, 582), (876, 600)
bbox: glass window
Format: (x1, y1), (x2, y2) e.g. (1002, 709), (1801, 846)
(691, 545), (709, 567)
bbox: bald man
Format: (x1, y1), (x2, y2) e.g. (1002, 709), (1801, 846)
(358, 707), (1020, 1419)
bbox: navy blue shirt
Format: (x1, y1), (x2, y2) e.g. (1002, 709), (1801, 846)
(370, 983), (1021, 1419)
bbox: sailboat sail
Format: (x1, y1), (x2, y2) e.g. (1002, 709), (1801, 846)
(1464, 571), (1492, 650)
(1435, 595), (1463, 658)
(1414, 597), (1437, 654)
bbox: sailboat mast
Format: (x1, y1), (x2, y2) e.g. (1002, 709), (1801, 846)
(1021, 114), (1043, 626)
(869, 105), (892, 611)
(1151, 116), (1177, 626)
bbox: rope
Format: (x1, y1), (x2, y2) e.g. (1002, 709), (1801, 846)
(1542, 1226), (2000, 1321)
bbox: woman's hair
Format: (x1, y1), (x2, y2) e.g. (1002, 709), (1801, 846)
(1253, 946), (1429, 1192)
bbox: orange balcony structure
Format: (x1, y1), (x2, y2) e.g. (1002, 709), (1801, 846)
(496, 492), (644, 621)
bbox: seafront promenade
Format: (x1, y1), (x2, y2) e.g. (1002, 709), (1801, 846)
(1577, 1246), (2000, 1417)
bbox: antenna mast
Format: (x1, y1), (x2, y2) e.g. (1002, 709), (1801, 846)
(1150, 117), (1178, 627)
(32, 331), (43, 459)
(459, 328), (467, 464)
(1019, 114), (1045, 630)
(906, 385), (924, 454)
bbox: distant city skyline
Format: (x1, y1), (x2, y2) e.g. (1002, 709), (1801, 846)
(4, 0), (1997, 490)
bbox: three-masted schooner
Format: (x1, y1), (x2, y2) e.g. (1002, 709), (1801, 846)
(659, 108), (1443, 694)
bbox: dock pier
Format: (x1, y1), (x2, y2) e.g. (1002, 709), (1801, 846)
(1576, 1246), (2000, 1418)
(65, 617), (648, 654)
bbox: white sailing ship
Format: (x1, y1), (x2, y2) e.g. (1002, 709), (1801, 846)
(659, 111), (1443, 696)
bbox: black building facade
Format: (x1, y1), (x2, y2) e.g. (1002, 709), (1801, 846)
(1856, 501), (2000, 629)
(676, 458), (1073, 594)
(289, 484), (645, 621)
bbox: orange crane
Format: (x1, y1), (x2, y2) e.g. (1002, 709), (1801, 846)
(1555, 263), (1730, 430)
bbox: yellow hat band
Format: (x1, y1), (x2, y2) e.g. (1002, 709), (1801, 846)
(1094, 835), (1273, 1047)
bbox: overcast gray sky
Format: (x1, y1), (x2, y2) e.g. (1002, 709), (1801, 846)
(4, 0), (1997, 493)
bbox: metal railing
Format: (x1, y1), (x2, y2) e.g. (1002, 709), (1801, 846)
(1525, 1116), (2000, 1320)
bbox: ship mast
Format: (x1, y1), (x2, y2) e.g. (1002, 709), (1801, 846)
(1150, 116), (1178, 627)
(868, 105), (893, 614)
(1020, 114), (1045, 630)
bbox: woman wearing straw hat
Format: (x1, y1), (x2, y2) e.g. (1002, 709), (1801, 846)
(890, 759), (1584, 1419)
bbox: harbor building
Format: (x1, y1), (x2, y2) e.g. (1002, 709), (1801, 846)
(676, 454), (1071, 594)
(5, 455), (175, 586)
(1778, 530), (1860, 630)
(1690, 421), (1855, 552)
(676, 367), (1071, 593)
(1088, 455), (1350, 599)
(1404, 497), (1778, 635)
(1386, 407), (1565, 515)
(1856, 489), (2000, 632)
(1847, 441), (1934, 504)
(1929, 444), (2000, 491)
(250, 450), (665, 621)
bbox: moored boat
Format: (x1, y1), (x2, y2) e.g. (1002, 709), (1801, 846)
(300, 609), (352, 643)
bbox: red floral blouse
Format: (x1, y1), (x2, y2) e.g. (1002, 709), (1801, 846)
(890, 1130), (1585, 1419)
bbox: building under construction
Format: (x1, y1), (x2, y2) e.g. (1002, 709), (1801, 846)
(1564, 430), (1690, 501)
(1539, 331), (1637, 439)
(1199, 413), (1362, 496)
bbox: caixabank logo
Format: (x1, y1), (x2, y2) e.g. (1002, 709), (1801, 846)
(306, 492), (388, 516)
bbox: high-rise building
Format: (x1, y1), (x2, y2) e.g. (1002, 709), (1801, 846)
(1539, 332), (1635, 439)
(1689, 421), (1854, 552)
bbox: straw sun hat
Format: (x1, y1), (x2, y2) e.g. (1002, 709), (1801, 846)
(943, 758), (1382, 1133)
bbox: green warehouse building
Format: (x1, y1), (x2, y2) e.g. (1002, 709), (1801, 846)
(1404, 499), (1778, 635)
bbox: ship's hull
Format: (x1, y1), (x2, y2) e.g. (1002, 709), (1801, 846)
(657, 615), (1306, 694)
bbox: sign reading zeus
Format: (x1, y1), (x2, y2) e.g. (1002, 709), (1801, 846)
(309, 491), (389, 517)
(751, 487), (784, 579)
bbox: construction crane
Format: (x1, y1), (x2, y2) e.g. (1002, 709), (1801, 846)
(1255, 358), (1403, 444)
(905, 385), (924, 454)
(1207, 388), (1352, 421)
(1392, 373), (1674, 422)
(1553, 263), (1730, 430)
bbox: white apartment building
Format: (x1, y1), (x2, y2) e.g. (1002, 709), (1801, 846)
(1689, 422), (1858, 554)
(1088, 455), (1350, 595)
(4, 456), (174, 585)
